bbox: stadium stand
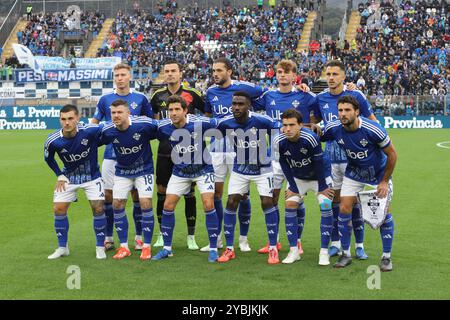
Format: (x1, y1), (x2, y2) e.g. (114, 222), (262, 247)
(17, 11), (105, 56)
(95, 5), (311, 90)
(340, 0), (448, 98)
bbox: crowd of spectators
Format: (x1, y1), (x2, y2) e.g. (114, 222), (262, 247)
(16, 11), (105, 56)
(2, 0), (448, 114)
(96, 4), (316, 91)
(336, 0), (449, 101)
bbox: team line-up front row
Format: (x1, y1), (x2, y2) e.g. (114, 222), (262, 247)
(44, 91), (397, 270)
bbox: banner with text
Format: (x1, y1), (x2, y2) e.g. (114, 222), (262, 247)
(381, 116), (450, 129)
(34, 56), (121, 70)
(14, 69), (113, 83)
(0, 106), (88, 130)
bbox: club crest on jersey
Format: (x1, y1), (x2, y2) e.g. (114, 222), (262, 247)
(300, 148), (308, 155)
(191, 132), (198, 139)
(61, 148), (69, 153)
(292, 100), (300, 108)
(81, 139), (88, 146)
(113, 138), (120, 144)
(130, 102), (138, 110)
(270, 100), (276, 106)
(212, 96), (219, 102)
(133, 133), (141, 141)
(360, 139), (368, 147)
(250, 127), (257, 135)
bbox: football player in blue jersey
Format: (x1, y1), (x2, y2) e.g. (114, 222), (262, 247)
(202, 57), (266, 253)
(45, 104), (106, 260)
(274, 109), (334, 265)
(321, 95), (397, 271)
(91, 63), (153, 252)
(151, 95), (220, 263)
(254, 59), (318, 255)
(313, 60), (377, 260)
(215, 91), (281, 265)
(98, 99), (159, 260)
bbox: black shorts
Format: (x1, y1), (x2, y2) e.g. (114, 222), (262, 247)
(156, 154), (174, 187)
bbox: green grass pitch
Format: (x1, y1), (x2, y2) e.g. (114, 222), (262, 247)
(0, 129), (449, 300)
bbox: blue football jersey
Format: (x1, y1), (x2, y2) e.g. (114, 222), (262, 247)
(44, 124), (102, 184)
(98, 116), (158, 178)
(205, 80), (264, 152)
(274, 128), (331, 193)
(314, 87), (374, 164)
(157, 114), (217, 178)
(254, 88), (317, 124)
(322, 117), (391, 185)
(217, 112), (280, 175)
(94, 90), (153, 160)
(205, 80), (264, 118)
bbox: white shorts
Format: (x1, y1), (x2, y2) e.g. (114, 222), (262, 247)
(340, 176), (394, 200)
(53, 177), (105, 203)
(286, 176), (333, 203)
(211, 152), (235, 183)
(166, 173), (215, 196)
(331, 163), (347, 190)
(102, 159), (116, 190)
(272, 160), (285, 190)
(228, 172), (274, 197)
(113, 174), (154, 199)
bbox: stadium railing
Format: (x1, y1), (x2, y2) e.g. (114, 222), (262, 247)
(19, 0), (288, 17)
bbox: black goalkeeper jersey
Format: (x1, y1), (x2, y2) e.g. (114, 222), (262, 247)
(151, 84), (205, 156)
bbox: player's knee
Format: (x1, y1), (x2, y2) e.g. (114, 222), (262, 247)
(92, 201), (105, 216)
(272, 193), (280, 206)
(157, 185), (167, 194)
(163, 199), (176, 211)
(112, 200), (125, 211)
(53, 203), (67, 215)
(226, 195), (240, 211)
(214, 190), (223, 199)
(261, 197), (274, 210)
(130, 189), (139, 202)
(339, 203), (353, 214)
(139, 199), (152, 211)
(203, 199), (215, 212)
(214, 183), (224, 198)
(285, 201), (298, 210)
(104, 190), (113, 203)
